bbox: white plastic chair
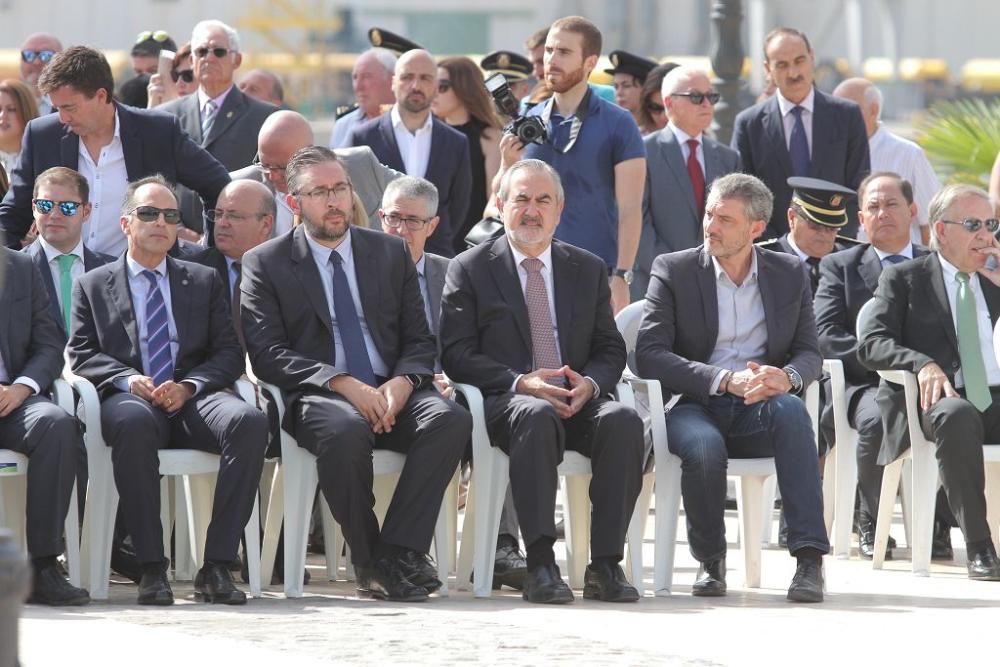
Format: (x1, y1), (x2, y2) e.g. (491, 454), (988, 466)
(0, 378), (80, 587)
(823, 359), (860, 558)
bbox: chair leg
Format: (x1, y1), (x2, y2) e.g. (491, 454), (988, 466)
(872, 457), (904, 570)
(833, 433), (859, 559)
(81, 457), (118, 601)
(900, 459), (913, 548)
(433, 471), (458, 597)
(282, 451), (318, 598)
(736, 475), (766, 588)
(653, 457), (682, 596)
(562, 474), (592, 589)
(260, 463), (284, 589)
(471, 449), (508, 598)
(986, 463), (1000, 541)
(244, 493), (262, 598)
(0, 476), (27, 552)
(625, 472), (653, 596)
(321, 502), (340, 581)
(759, 475), (777, 547)
(910, 442), (938, 577)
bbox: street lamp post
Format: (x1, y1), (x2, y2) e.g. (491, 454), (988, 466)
(710, 0), (746, 144)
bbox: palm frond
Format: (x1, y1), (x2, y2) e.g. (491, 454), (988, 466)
(916, 98), (1000, 187)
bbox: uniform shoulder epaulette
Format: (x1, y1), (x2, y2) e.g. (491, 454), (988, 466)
(755, 238), (780, 248)
(835, 235), (865, 246)
(335, 104), (358, 119)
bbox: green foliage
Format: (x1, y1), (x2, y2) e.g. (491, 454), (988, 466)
(916, 98), (1000, 188)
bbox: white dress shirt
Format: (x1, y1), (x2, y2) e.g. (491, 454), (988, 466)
(77, 110), (128, 257)
(273, 193), (294, 237)
(668, 122), (705, 175)
(390, 105), (433, 178)
(776, 87), (815, 156)
(37, 236), (86, 313)
(784, 235), (811, 264)
(937, 255), (1000, 388)
(708, 250), (769, 393)
(303, 228), (390, 379)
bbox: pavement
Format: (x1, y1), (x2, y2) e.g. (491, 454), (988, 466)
(19, 508), (1000, 666)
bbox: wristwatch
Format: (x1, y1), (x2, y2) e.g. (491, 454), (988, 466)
(611, 268), (634, 285)
(403, 373), (424, 389)
(782, 366), (803, 395)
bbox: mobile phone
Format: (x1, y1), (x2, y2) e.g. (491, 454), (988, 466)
(157, 50), (175, 79)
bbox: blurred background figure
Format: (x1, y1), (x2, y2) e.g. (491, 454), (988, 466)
(146, 42), (195, 108)
(0, 79), (39, 173)
(19, 33), (62, 114)
(116, 74), (149, 109)
(481, 50), (534, 102)
(605, 49), (658, 129)
(239, 68), (286, 108)
(130, 29), (177, 76)
(637, 62), (679, 134)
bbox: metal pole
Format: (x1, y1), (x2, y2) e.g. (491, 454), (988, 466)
(710, 0), (746, 145)
(0, 530), (29, 667)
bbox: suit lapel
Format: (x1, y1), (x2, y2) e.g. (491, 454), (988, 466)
(204, 88), (246, 148)
(0, 252), (13, 367)
(378, 114), (406, 171)
(762, 96), (794, 178)
(696, 250), (719, 350)
(108, 257), (142, 362)
(857, 246), (883, 293)
(166, 258), (193, 357)
(290, 227), (334, 336)
(425, 120), (444, 184)
(983, 277), (1000, 328)
(116, 105), (143, 180)
(551, 243), (578, 358)
(489, 238), (531, 352)
(659, 131), (698, 219)
(703, 137), (721, 191)
(756, 250), (784, 361)
(926, 253), (959, 353)
(350, 231), (382, 351)
(28, 245), (63, 332)
(60, 128), (80, 171)
(425, 256), (445, 335)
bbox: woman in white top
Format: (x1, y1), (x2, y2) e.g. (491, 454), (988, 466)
(0, 79), (39, 174)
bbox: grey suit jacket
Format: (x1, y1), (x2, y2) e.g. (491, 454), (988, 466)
(22, 240), (115, 338)
(635, 128), (740, 299)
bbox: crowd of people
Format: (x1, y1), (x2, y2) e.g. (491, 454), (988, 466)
(2, 13), (1000, 614)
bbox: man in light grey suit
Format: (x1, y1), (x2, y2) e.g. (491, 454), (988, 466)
(158, 20), (277, 241)
(635, 66), (740, 299)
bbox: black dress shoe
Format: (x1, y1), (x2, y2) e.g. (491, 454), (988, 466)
(966, 544), (1000, 581)
(583, 561), (639, 602)
(28, 565), (90, 606)
(932, 521), (954, 561)
(356, 557), (428, 602)
(691, 559), (727, 597)
(857, 521), (892, 561)
(137, 570), (174, 606)
(522, 563), (574, 604)
(398, 549), (442, 594)
(493, 537), (527, 591)
(787, 556), (824, 603)
(195, 563), (247, 605)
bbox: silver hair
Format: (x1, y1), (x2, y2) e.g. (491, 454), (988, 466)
(660, 65), (708, 97)
(192, 19), (241, 54)
(927, 183), (992, 250)
(121, 174), (176, 217)
(382, 176), (439, 218)
(362, 47), (398, 76)
(867, 83), (883, 121)
(285, 146), (349, 197)
(706, 172), (774, 224)
(498, 159), (564, 203)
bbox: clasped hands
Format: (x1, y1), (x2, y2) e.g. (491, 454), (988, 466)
(330, 375), (414, 434)
(724, 361), (792, 404)
(128, 376), (194, 414)
(516, 366), (596, 419)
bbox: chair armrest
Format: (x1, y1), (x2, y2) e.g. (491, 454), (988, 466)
(234, 378), (256, 404)
(452, 383), (490, 461)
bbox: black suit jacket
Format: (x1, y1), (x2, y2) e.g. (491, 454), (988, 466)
(757, 233), (864, 296)
(731, 89), (870, 239)
(240, 225), (436, 418)
(191, 246), (233, 304)
(347, 112), (471, 258)
(439, 236), (626, 396)
(0, 103), (231, 248)
(0, 248), (64, 391)
(22, 240), (115, 338)
(857, 252), (1000, 463)
(635, 246), (822, 405)
(68, 255), (243, 399)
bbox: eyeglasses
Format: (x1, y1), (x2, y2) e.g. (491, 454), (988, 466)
(194, 46), (233, 59)
(671, 91), (721, 105)
(135, 30), (172, 44)
(171, 69), (195, 84)
(33, 199), (82, 216)
(437, 80), (452, 94)
(21, 49), (55, 64)
(206, 209), (263, 223)
(940, 218), (1000, 234)
(252, 155), (286, 174)
(381, 212), (431, 230)
(296, 183), (352, 200)
(645, 101), (665, 114)
(129, 206), (182, 224)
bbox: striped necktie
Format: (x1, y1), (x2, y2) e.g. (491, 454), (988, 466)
(142, 270), (174, 386)
(201, 99), (217, 139)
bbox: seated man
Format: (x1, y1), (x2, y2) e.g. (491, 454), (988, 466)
(0, 246), (89, 606)
(635, 172), (829, 602)
(241, 146), (470, 602)
(858, 183), (1000, 580)
(440, 159), (644, 604)
(68, 175), (268, 605)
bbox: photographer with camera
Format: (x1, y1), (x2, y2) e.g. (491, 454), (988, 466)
(491, 16), (645, 314)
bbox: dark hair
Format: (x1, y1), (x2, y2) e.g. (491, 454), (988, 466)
(524, 27), (549, 51)
(173, 42), (192, 71)
(38, 46), (115, 102)
(121, 174), (176, 216)
(549, 16), (602, 60)
(437, 56), (501, 132)
(286, 146), (349, 196)
(763, 27), (813, 62)
(0, 79), (40, 128)
(638, 62), (679, 129)
(116, 74), (149, 109)
(131, 33), (177, 58)
(34, 166), (90, 203)
(858, 171), (914, 205)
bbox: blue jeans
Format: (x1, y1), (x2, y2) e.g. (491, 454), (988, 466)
(667, 393), (830, 562)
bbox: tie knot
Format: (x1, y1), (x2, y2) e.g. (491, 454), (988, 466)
(791, 105), (804, 118)
(141, 269), (159, 285)
(883, 254), (906, 265)
(957, 271), (971, 285)
(686, 138), (699, 151)
(806, 256), (820, 267)
(232, 260), (241, 273)
(329, 250), (345, 267)
(56, 254), (77, 270)
(204, 100), (216, 114)
(521, 257), (544, 274)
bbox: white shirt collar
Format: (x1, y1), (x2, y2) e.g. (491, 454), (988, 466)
(126, 253), (167, 279)
(872, 244), (913, 261)
(507, 238), (554, 274)
(776, 86), (815, 117)
(390, 105), (433, 135)
(38, 235), (84, 263)
(784, 235), (812, 263)
(304, 225), (353, 265)
(938, 253), (977, 287)
(668, 122), (701, 146)
(711, 248), (759, 285)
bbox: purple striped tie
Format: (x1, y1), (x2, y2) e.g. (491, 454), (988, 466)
(142, 270), (174, 386)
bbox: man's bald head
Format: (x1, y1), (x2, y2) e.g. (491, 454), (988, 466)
(833, 77), (881, 138)
(20, 32), (63, 91)
(393, 50), (437, 115)
(257, 110), (315, 194)
(213, 179), (276, 259)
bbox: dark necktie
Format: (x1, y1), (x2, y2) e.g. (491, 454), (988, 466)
(789, 105), (810, 177)
(231, 260), (244, 350)
(522, 258), (562, 374)
(686, 138), (705, 220)
(142, 270), (174, 386)
(329, 251), (376, 387)
(882, 254), (907, 266)
(806, 256), (821, 295)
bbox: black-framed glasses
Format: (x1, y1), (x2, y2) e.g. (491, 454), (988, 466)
(296, 183), (353, 200)
(171, 69), (195, 84)
(645, 101), (665, 114)
(381, 212), (431, 230)
(206, 209), (264, 224)
(194, 46), (232, 59)
(251, 155), (286, 174)
(940, 218), (1000, 234)
(129, 206), (181, 224)
(671, 91), (721, 105)
(21, 49), (55, 64)
(135, 30), (171, 44)
(33, 199), (82, 216)
(437, 80), (452, 94)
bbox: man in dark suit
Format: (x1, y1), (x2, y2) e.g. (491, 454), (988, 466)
(635, 172), (829, 602)
(0, 46), (230, 255)
(158, 20), (277, 240)
(440, 159), (644, 604)
(347, 48), (471, 258)
(637, 65), (741, 299)
(0, 247), (90, 606)
(68, 175), (268, 605)
(732, 27), (870, 240)
(241, 146), (470, 602)
(858, 184), (1000, 580)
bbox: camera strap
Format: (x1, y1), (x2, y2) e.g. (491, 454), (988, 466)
(539, 87), (592, 154)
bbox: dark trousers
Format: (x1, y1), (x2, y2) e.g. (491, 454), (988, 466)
(484, 394), (644, 560)
(668, 393), (830, 562)
(292, 387), (470, 566)
(101, 390), (268, 564)
(820, 386), (885, 521)
(0, 394), (80, 558)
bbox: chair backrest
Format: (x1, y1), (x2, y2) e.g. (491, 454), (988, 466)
(615, 299), (645, 354)
(855, 297), (878, 339)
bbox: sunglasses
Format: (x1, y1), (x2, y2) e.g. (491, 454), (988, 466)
(171, 69), (195, 84)
(33, 199), (83, 216)
(21, 49), (55, 64)
(130, 206), (182, 224)
(438, 80), (452, 94)
(194, 46), (232, 59)
(671, 91), (721, 105)
(940, 218), (1000, 234)
(645, 101), (665, 114)
(135, 30), (172, 44)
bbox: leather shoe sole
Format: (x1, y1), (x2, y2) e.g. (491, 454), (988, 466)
(522, 587), (574, 604)
(194, 589), (247, 605)
(691, 582), (727, 597)
(357, 586), (428, 602)
(582, 584), (640, 603)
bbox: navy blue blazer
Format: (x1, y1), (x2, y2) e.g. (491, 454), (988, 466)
(0, 102), (231, 248)
(731, 89), (870, 240)
(22, 240), (114, 338)
(347, 112), (471, 258)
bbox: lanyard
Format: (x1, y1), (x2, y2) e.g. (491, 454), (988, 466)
(539, 87), (592, 154)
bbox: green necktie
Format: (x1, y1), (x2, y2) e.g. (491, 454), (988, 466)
(955, 271), (992, 412)
(56, 254), (77, 332)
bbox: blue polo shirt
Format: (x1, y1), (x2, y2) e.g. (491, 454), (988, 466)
(523, 91), (644, 267)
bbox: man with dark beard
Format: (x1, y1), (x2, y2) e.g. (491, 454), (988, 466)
(348, 49), (471, 258)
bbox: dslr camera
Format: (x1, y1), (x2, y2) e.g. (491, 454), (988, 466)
(484, 72), (547, 146)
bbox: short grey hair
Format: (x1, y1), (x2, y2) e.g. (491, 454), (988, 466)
(192, 19), (241, 53)
(927, 183), (992, 250)
(364, 47), (398, 76)
(705, 173), (774, 225)
(382, 176), (439, 218)
(498, 159), (564, 203)
(660, 65), (707, 97)
(285, 146), (349, 197)
(121, 174), (176, 217)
